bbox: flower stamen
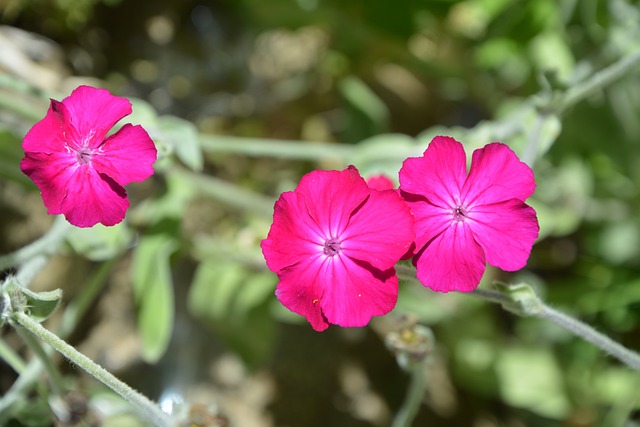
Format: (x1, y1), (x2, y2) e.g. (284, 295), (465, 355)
(453, 206), (467, 222)
(323, 238), (342, 257)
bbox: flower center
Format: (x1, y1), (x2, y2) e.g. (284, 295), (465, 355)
(453, 206), (467, 222)
(76, 148), (93, 165)
(323, 238), (342, 257)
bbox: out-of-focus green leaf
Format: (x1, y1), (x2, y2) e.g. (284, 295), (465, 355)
(126, 97), (159, 130)
(67, 222), (133, 261)
(529, 31), (575, 83)
(188, 259), (276, 367)
(351, 133), (420, 178)
(131, 233), (177, 363)
(188, 261), (245, 321)
(188, 260), (275, 321)
(496, 346), (571, 418)
(10, 392), (52, 427)
(0, 126), (31, 187)
(594, 366), (640, 405)
(156, 115), (203, 171)
(600, 220), (640, 264)
(339, 76), (389, 143)
(130, 171), (197, 225)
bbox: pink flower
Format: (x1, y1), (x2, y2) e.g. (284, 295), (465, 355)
(261, 166), (414, 331)
(399, 136), (539, 292)
(20, 86), (157, 228)
(365, 174), (395, 191)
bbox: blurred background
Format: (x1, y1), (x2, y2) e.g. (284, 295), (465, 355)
(1, 0), (640, 426)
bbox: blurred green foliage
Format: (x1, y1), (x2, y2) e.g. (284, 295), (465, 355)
(1, 0), (640, 426)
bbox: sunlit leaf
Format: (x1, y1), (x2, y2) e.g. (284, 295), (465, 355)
(131, 233), (177, 363)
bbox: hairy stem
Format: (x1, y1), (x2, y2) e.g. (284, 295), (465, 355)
(539, 304), (640, 370)
(12, 312), (172, 426)
(0, 262), (114, 421)
(471, 288), (640, 370)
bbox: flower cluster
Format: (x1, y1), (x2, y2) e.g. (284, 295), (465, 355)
(262, 136), (540, 330)
(20, 85), (157, 228)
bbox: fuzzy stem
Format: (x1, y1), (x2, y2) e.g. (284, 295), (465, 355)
(471, 288), (640, 370)
(390, 363), (428, 427)
(0, 261), (114, 421)
(12, 312), (172, 426)
(538, 304), (640, 370)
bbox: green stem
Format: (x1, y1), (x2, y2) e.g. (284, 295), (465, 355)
(0, 337), (27, 374)
(199, 134), (352, 162)
(0, 358), (45, 421)
(0, 261), (114, 421)
(12, 312), (172, 427)
(471, 287), (640, 370)
(0, 216), (71, 272)
(15, 325), (65, 395)
(390, 363), (428, 427)
(471, 288), (512, 305)
(538, 304), (640, 370)
(558, 49), (640, 113)
(174, 168), (275, 217)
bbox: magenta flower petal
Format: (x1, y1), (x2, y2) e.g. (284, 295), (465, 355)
(402, 198), (451, 251)
(342, 189), (414, 269)
(92, 124), (157, 186)
(366, 174), (395, 191)
(61, 85), (132, 140)
(60, 167), (129, 228)
(400, 136), (467, 208)
(414, 224), (486, 292)
(467, 199), (540, 271)
(20, 151), (77, 215)
(320, 257), (398, 328)
(261, 191), (325, 273)
(462, 142), (536, 206)
(399, 136), (539, 292)
(296, 166), (370, 238)
(20, 85), (156, 228)
(262, 166), (415, 331)
(22, 101), (74, 153)
(275, 263), (329, 332)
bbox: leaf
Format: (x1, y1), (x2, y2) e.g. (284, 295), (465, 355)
(131, 233), (177, 363)
(188, 261), (244, 321)
(351, 133), (421, 178)
(0, 125), (31, 187)
(156, 115), (203, 171)
(496, 346), (571, 418)
(66, 222), (133, 261)
(339, 76), (389, 143)
(3, 277), (62, 322)
(129, 172), (197, 225)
